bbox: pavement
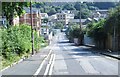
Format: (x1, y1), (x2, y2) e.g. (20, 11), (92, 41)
(2, 46), (51, 76)
(100, 51), (119, 60)
(84, 45), (120, 60)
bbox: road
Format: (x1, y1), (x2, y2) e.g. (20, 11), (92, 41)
(2, 31), (118, 76)
(51, 32), (118, 75)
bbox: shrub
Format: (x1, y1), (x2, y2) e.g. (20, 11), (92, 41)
(66, 24), (83, 42)
(1, 24), (45, 60)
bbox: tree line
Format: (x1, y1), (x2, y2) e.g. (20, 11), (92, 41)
(33, 2), (117, 18)
(86, 5), (120, 50)
(2, 2), (117, 26)
(65, 4), (120, 50)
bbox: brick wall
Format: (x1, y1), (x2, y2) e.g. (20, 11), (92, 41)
(19, 13), (41, 27)
(19, 13), (41, 36)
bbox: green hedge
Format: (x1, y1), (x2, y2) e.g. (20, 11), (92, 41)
(0, 24), (46, 66)
(66, 24), (83, 42)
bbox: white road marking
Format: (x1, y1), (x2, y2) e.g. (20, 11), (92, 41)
(48, 54), (56, 75)
(34, 50), (52, 75)
(44, 54), (54, 75)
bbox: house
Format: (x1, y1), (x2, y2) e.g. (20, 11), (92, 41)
(48, 14), (57, 21)
(68, 19), (86, 24)
(84, 18), (92, 24)
(48, 14), (57, 27)
(41, 13), (48, 20)
(19, 7), (41, 35)
(91, 10), (108, 19)
(40, 13), (49, 36)
(40, 13), (53, 42)
(0, 16), (19, 27)
(56, 12), (74, 26)
(93, 18), (99, 22)
(0, 16), (7, 27)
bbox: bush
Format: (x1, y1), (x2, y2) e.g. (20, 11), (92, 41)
(54, 23), (64, 29)
(66, 24), (83, 42)
(1, 24), (45, 60)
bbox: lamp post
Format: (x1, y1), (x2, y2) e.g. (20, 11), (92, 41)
(30, 0), (34, 55)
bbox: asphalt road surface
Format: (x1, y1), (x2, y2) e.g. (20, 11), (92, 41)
(2, 31), (118, 76)
(51, 32), (118, 75)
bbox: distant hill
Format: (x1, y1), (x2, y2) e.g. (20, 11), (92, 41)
(45, 2), (117, 9)
(91, 2), (117, 9)
(45, 2), (74, 6)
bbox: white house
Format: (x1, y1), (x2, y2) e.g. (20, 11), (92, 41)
(41, 13), (48, 20)
(0, 16), (7, 27)
(40, 13), (53, 42)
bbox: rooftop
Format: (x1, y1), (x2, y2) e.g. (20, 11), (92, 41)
(41, 13), (48, 19)
(23, 7), (40, 14)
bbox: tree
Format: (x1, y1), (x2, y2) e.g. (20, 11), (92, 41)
(105, 5), (120, 35)
(74, 2), (81, 10)
(93, 2), (116, 9)
(86, 19), (107, 48)
(54, 22), (63, 29)
(63, 3), (75, 10)
(74, 9), (91, 19)
(104, 5), (120, 50)
(2, 2), (30, 26)
(48, 8), (56, 16)
(66, 24), (84, 44)
(55, 6), (62, 13)
(32, 2), (45, 8)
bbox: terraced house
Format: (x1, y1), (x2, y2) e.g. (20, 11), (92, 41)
(19, 7), (41, 36)
(56, 10), (74, 27)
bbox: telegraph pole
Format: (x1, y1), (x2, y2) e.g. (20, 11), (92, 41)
(79, 2), (83, 45)
(79, 2), (82, 30)
(30, 0), (34, 55)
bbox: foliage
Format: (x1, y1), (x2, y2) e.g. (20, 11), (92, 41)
(32, 2), (117, 18)
(2, 2), (30, 26)
(86, 19), (107, 41)
(42, 18), (49, 23)
(74, 2), (81, 10)
(33, 2), (91, 18)
(92, 2), (116, 9)
(85, 5), (120, 49)
(54, 23), (64, 29)
(105, 5), (120, 35)
(1, 24), (45, 60)
(74, 9), (91, 19)
(63, 3), (75, 10)
(48, 8), (56, 15)
(66, 24), (83, 42)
